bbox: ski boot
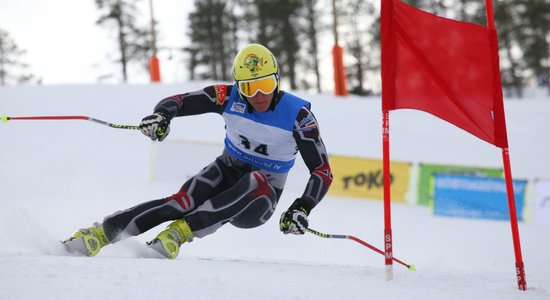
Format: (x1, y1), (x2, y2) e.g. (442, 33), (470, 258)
(62, 222), (110, 257)
(147, 219), (194, 259)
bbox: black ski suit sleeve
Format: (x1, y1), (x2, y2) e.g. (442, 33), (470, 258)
(153, 84), (233, 119)
(293, 107), (333, 213)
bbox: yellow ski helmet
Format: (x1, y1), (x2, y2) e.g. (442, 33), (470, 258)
(233, 44), (280, 99)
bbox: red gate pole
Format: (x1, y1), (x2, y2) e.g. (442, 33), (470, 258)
(382, 110), (393, 281)
(501, 148), (527, 290)
(486, 0), (527, 291)
(380, 0), (396, 281)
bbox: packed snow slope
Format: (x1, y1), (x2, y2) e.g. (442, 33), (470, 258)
(1, 83), (549, 300)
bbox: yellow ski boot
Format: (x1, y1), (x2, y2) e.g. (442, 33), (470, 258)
(62, 222), (110, 257)
(147, 219), (194, 259)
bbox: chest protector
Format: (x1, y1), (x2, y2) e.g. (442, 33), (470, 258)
(222, 84), (310, 173)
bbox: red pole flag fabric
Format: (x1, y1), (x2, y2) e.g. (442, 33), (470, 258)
(381, 0), (508, 148)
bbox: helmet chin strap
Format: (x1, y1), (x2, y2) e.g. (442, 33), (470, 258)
(270, 73), (281, 110)
(268, 89), (282, 111)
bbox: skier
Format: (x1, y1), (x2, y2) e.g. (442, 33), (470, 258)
(63, 43), (333, 259)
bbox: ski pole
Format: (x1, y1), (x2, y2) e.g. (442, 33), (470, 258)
(1, 114), (139, 130)
(306, 228), (415, 270)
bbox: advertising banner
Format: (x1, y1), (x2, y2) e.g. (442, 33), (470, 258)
(417, 163), (503, 206)
(534, 179), (550, 226)
(433, 174), (527, 221)
(328, 155), (412, 202)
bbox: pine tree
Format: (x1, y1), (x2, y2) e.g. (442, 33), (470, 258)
(95, 0), (153, 82)
(249, 0), (303, 90)
(0, 28), (37, 85)
(185, 0), (237, 81)
(302, 0), (323, 92)
(340, 0), (377, 95)
(515, 0), (550, 92)
(494, 0), (526, 97)
(452, 0), (485, 24)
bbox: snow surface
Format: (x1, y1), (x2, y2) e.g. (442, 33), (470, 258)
(0, 83), (549, 300)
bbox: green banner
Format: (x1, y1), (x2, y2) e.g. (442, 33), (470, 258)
(417, 163), (503, 206)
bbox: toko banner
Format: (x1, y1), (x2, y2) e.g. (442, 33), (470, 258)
(328, 155), (412, 202)
(433, 174), (527, 221)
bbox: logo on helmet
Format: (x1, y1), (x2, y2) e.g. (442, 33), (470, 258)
(241, 53), (264, 77)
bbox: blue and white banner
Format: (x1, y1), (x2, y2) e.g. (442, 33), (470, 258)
(433, 174), (527, 221)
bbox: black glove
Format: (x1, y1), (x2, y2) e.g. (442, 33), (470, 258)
(279, 198), (311, 235)
(139, 112), (170, 141)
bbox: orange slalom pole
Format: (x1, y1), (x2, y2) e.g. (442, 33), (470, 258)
(149, 56), (161, 83)
(332, 45), (348, 96)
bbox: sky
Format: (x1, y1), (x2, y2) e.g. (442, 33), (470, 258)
(1, 0), (192, 84)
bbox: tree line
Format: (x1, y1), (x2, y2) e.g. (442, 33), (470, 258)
(1, 0), (548, 97)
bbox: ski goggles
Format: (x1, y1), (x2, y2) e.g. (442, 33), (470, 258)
(237, 74), (278, 97)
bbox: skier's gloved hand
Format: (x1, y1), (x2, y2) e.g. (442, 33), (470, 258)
(139, 112), (170, 141)
(279, 198), (311, 235)
(280, 209), (308, 235)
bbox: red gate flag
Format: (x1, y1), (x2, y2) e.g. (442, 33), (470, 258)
(380, 0), (527, 290)
(381, 0), (508, 148)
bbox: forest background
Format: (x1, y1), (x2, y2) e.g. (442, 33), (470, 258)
(1, 0), (548, 97)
